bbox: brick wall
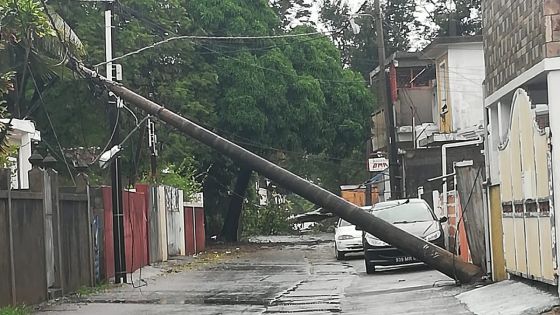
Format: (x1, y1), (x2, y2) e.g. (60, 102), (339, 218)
(483, 0), (546, 95)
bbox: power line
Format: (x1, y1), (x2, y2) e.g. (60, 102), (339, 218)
(157, 120), (365, 165)
(28, 66), (76, 185)
(93, 32), (331, 67)
(193, 42), (367, 84)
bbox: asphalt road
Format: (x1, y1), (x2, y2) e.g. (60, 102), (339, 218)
(37, 237), (473, 314)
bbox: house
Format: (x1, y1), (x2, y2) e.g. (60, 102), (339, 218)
(368, 52), (436, 200)
(0, 119), (41, 189)
(419, 35), (485, 144)
(482, 0), (560, 289)
(368, 37), (486, 252)
(369, 51), (436, 153)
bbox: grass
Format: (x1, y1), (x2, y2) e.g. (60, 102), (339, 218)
(76, 282), (111, 297)
(0, 305), (30, 315)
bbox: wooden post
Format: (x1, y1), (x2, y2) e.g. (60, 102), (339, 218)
(0, 168), (16, 305)
(77, 172), (95, 286)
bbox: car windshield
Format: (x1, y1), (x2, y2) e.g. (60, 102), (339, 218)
(371, 201), (434, 224)
(338, 219), (353, 227)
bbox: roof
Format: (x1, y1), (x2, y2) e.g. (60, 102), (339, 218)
(421, 35), (483, 60)
(370, 51), (434, 78)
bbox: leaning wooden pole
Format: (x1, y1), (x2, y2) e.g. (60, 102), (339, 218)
(71, 60), (483, 283)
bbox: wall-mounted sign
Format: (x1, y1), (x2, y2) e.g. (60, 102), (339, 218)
(368, 157), (389, 172)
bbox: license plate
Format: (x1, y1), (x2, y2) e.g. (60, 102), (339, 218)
(395, 256), (416, 263)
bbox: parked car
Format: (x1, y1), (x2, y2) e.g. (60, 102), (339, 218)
(334, 217), (364, 260)
(362, 199), (446, 274)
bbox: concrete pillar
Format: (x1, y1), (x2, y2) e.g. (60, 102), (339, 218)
(547, 70), (560, 294)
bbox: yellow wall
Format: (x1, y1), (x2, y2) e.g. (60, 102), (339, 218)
(489, 185), (507, 281)
(436, 55), (452, 133)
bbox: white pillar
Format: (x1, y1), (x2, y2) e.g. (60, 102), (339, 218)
(547, 70), (560, 294)
(19, 133), (31, 189)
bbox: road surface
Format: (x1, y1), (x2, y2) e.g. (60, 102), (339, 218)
(38, 237), (473, 314)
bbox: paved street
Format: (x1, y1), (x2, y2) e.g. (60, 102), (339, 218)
(38, 236), (475, 314)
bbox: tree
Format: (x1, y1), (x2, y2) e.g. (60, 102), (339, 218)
(9, 0), (374, 241)
(421, 0), (481, 39)
(0, 0), (84, 118)
(270, 0), (315, 29)
(319, 0), (417, 79)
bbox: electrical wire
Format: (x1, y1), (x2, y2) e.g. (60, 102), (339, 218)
(90, 108), (120, 165)
(192, 41), (368, 84)
(93, 32), (332, 67)
(27, 66), (76, 185)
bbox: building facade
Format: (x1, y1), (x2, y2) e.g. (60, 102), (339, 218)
(483, 0), (560, 288)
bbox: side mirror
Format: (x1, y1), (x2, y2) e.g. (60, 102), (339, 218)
(355, 225), (362, 231)
(439, 216), (448, 223)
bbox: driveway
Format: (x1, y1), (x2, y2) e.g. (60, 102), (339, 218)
(37, 236), (473, 314)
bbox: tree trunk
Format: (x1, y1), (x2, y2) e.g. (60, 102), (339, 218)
(220, 168), (252, 241)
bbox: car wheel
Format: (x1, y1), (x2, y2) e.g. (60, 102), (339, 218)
(365, 261), (376, 274)
(335, 245), (345, 260)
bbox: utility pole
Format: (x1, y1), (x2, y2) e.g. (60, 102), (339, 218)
(105, 4), (126, 284)
(374, 0), (400, 199)
(69, 60), (484, 283)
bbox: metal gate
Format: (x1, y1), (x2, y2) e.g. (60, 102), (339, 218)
(498, 89), (556, 284)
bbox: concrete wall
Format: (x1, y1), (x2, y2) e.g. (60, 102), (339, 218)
(164, 186), (185, 256)
(447, 44), (485, 132)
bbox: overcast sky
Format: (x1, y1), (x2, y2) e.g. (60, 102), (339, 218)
(290, 0), (437, 50)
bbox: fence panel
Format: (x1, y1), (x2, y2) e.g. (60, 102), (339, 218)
(164, 186), (185, 256)
(0, 172), (13, 306)
(59, 190), (92, 293)
(101, 187), (149, 278)
(11, 196), (47, 304)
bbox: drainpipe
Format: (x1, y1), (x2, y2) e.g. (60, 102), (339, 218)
(441, 137), (484, 238)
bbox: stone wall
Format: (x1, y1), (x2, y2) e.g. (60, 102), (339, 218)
(545, 0), (560, 56)
(483, 0), (546, 95)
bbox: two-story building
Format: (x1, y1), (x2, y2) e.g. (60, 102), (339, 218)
(368, 37), (486, 253)
(369, 37), (486, 204)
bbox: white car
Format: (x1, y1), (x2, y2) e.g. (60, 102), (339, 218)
(334, 218), (364, 260)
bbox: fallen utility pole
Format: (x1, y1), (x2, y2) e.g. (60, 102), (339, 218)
(70, 60), (483, 283)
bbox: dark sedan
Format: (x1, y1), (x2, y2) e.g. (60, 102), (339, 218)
(362, 199), (447, 274)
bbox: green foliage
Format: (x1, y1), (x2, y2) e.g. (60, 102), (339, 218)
(6, 0), (375, 236)
(0, 0), (55, 40)
(420, 0), (482, 39)
(76, 282), (110, 297)
(0, 72), (15, 95)
(242, 202), (293, 237)
(270, 0), (315, 28)
(0, 305), (30, 315)
(150, 159), (202, 201)
(319, 0), (416, 79)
